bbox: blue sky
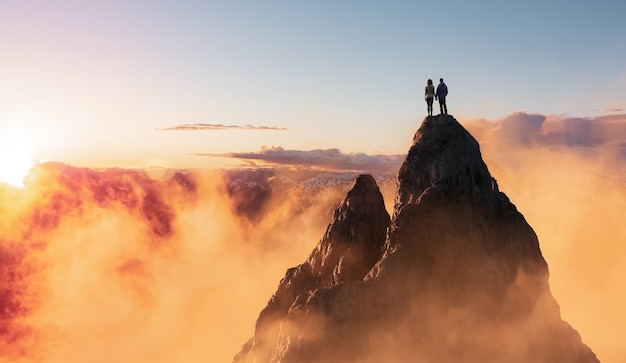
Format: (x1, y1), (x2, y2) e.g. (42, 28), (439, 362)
(0, 0), (625, 167)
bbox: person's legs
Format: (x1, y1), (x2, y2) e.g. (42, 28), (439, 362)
(427, 99), (433, 116)
(443, 100), (447, 114)
(439, 100), (444, 114)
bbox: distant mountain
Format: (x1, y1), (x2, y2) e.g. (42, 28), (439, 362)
(235, 115), (599, 363)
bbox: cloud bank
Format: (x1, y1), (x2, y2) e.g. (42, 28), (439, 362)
(0, 164), (363, 363)
(1, 111), (624, 362)
(464, 111), (626, 149)
(197, 146), (404, 173)
(462, 111), (626, 362)
(158, 123), (288, 131)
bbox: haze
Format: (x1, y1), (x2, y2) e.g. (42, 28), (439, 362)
(0, 112), (623, 362)
(0, 1), (625, 362)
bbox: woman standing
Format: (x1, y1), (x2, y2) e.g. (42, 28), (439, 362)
(425, 79), (435, 116)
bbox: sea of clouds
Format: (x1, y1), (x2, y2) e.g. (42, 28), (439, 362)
(0, 111), (624, 362)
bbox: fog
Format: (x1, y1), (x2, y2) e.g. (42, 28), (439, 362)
(0, 111), (624, 362)
(0, 165), (357, 362)
(464, 112), (626, 362)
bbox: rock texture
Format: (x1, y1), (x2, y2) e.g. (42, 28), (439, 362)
(234, 174), (390, 363)
(235, 115), (599, 363)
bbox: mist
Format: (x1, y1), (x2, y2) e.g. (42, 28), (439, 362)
(0, 111), (624, 362)
(0, 164), (380, 362)
(464, 112), (626, 362)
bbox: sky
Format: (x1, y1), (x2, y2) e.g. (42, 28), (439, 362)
(1, 0), (625, 169)
(1, 2), (626, 361)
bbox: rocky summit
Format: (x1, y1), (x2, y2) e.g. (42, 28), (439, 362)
(235, 114), (599, 363)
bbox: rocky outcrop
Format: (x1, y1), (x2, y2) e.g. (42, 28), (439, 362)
(234, 174), (390, 363)
(235, 115), (599, 363)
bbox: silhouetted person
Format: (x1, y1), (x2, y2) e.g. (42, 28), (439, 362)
(425, 79), (435, 116)
(435, 78), (448, 114)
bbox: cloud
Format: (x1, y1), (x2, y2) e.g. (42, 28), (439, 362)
(158, 123), (288, 131)
(3, 111), (625, 362)
(462, 111), (626, 362)
(196, 146), (404, 172)
(495, 112), (546, 145)
(464, 111), (626, 149)
(0, 163), (359, 362)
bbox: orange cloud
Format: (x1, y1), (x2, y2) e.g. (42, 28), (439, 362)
(463, 111), (626, 362)
(0, 110), (624, 362)
(0, 163), (395, 362)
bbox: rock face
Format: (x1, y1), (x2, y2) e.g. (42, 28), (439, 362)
(235, 115), (599, 363)
(234, 174), (391, 363)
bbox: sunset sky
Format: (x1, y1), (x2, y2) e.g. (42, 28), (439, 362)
(2, 3), (626, 362)
(1, 0), (625, 170)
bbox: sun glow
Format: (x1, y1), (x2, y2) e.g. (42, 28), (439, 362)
(0, 127), (35, 188)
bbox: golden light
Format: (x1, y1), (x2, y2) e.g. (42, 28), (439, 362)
(0, 126), (36, 188)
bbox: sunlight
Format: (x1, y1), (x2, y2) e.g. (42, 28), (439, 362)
(0, 127), (35, 188)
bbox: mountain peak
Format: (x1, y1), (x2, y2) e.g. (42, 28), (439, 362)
(234, 174), (390, 363)
(395, 114), (496, 215)
(235, 115), (599, 363)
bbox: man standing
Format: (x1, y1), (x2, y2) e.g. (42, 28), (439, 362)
(435, 78), (448, 115)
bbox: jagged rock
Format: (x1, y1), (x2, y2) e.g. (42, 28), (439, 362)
(235, 115), (599, 363)
(234, 174), (390, 363)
